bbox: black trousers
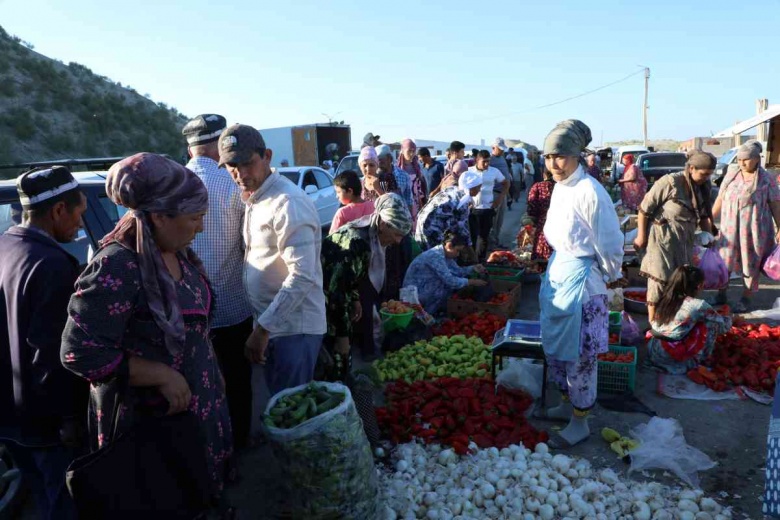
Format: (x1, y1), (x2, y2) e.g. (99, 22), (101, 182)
(469, 208), (495, 261)
(211, 317), (253, 450)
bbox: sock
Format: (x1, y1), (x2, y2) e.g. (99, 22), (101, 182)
(559, 411), (590, 446)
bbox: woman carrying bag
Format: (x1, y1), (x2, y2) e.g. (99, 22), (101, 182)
(61, 154), (233, 518)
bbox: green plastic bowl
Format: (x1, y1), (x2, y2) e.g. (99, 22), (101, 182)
(380, 309), (414, 331)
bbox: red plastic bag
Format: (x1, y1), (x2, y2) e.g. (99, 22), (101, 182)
(698, 247), (729, 290)
(763, 246), (780, 281)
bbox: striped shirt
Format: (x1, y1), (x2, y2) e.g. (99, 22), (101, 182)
(186, 156), (251, 328)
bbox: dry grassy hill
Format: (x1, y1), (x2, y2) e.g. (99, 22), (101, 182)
(0, 25), (188, 177)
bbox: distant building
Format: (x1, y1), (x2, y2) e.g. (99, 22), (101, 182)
(677, 136), (751, 157)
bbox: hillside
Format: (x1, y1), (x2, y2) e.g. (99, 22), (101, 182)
(0, 25), (188, 176)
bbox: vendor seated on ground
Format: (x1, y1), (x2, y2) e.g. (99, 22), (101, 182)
(647, 265), (732, 374)
(402, 231), (487, 316)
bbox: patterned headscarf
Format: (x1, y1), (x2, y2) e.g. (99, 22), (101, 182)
(102, 153), (209, 355)
(373, 192), (412, 235)
(397, 138), (427, 224)
(543, 119), (592, 157)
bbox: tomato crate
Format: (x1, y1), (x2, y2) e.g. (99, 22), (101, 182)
(597, 345), (637, 394)
(608, 311), (622, 345)
(447, 279), (521, 319)
(485, 266), (524, 282)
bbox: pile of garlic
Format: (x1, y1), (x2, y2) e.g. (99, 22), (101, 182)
(378, 441), (731, 520)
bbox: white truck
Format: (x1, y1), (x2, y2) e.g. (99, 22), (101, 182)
(259, 123), (352, 169)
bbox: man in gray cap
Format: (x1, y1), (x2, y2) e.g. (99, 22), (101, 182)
(0, 166), (88, 519)
(182, 114), (254, 449)
(488, 137), (511, 248)
(536, 119), (624, 447)
(218, 124), (326, 396)
(362, 132), (381, 149)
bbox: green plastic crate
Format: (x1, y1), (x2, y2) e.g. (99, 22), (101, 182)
(608, 311), (623, 326)
(598, 345), (637, 394)
(485, 266), (524, 282)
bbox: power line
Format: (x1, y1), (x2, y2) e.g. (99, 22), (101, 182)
(374, 68), (647, 129)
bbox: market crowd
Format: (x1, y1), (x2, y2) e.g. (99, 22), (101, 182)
(2, 113), (780, 518)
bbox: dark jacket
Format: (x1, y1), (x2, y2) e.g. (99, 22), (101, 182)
(0, 225), (86, 445)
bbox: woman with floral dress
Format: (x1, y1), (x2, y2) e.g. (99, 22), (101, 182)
(713, 140), (780, 312)
(618, 153), (648, 212)
(647, 265), (732, 374)
(403, 232), (487, 316)
(60, 154), (232, 504)
(526, 169), (555, 261)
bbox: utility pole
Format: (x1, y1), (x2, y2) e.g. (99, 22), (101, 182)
(643, 67), (650, 148)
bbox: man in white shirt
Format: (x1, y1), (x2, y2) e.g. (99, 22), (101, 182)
(462, 150), (508, 261)
(183, 114), (254, 448)
(489, 138), (512, 247)
(218, 124), (326, 395)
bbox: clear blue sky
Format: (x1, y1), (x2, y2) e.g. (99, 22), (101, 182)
(2, 0), (778, 149)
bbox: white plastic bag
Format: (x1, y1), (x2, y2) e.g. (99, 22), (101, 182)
(399, 286), (420, 305)
(628, 417), (716, 487)
(607, 287), (624, 312)
(745, 297), (780, 321)
(264, 382), (378, 519)
(496, 359), (543, 399)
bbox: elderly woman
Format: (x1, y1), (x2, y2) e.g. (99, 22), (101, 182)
(414, 170), (482, 251)
(397, 138), (428, 225)
(712, 141), (780, 312)
(403, 232), (487, 316)
(617, 153), (647, 212)
(538, 120), (624, 447)
(60, 154), (232, 498)
(634, 150), (716, 322)
(321, 193), (411, 372)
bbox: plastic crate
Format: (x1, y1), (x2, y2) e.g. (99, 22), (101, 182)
(485, 266), (524, 282)
(597, 345), (637, 394)
(608, 311), (623, 345)
(447, 279), (521, 319)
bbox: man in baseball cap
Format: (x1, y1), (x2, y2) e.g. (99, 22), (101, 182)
(362, 132), (381, 149)
(183, 116), (254, 449)
(1, 165), (88, 518)
(219, 124), (326, 397)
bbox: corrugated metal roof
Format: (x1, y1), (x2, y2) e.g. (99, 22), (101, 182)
(713, 105), (780, 137)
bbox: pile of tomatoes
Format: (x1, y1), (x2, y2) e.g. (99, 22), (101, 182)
(451, 292), (511, 305)
(688, 322), (780, 395)
(624, 290), (647, 303)
(486, 250), (522, 268)
(598, 351), (635, 364)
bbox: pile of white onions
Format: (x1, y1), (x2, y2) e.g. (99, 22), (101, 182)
(378, 441), (732, 520)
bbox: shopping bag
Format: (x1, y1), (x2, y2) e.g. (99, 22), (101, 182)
(763, 246), (780, 281)
(698, 247), (729, 290)
(621, 311), (642, 346)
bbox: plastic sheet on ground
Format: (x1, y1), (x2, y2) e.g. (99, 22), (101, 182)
(743, 297), (780, 322)
(657, 373), (772, 404)
(628, 416), (716, 487)
(496, 358), (543, 399)
(264, 382), (379, 519)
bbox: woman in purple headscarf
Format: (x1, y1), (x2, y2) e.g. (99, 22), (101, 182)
(61, 154), (233, 498)
(397, 138), (428, 224)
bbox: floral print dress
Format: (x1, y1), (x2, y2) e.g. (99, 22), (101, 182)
(527, 180), (554, 261)
(61, 242), (232, 492)
(414, 186), (472, 251)
(718, 168), (780, 292)
(647, 297), (732, 374)
(402, 245), (474, 316)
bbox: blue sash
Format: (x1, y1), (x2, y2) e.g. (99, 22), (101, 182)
(539, 252), (595, 362)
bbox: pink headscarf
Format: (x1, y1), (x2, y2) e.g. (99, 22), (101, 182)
(359, 146), (378, 164)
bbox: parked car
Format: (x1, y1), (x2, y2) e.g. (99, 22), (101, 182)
(713, 147), (739, 187)
(611, 145), (650, 182)
(277, 167), (340, 228)
(335, 152), (361, 177)
(0, 171), (126, 267)
(636, 152), (687, 185)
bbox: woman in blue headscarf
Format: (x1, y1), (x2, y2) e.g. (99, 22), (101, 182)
(538, 120), (625, 447)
